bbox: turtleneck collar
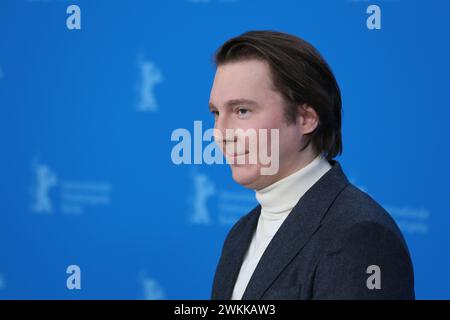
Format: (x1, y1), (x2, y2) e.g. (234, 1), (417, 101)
(255, 154), (332, 220)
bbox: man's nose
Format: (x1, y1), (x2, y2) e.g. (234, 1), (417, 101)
(214, 116), (236, 145)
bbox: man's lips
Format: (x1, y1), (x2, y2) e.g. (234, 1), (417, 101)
(226, 151), (250, 157)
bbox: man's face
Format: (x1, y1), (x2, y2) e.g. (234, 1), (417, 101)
(209, 59), (309, 190)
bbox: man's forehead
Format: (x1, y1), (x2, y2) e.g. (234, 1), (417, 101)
(210, 60), (274, 106)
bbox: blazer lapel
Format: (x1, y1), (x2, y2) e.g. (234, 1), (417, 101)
(241, 160), (349, 299)
(212, 205), (260, 300)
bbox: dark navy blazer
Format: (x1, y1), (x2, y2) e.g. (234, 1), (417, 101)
(211, 160), (415, 300)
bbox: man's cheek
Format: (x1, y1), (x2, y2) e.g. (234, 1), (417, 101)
(257, 128), (280, 175)
(213, 129), (225, 154)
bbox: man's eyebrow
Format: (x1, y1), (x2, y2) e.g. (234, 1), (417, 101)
(208, 99), (259, 111)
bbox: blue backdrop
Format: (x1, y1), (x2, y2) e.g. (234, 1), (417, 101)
(0, 0), (449, 299)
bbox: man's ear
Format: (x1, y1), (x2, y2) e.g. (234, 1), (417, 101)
(297, 104), (319, 135)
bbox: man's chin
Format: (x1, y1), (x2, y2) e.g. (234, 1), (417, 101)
(230, 164), (261, 190)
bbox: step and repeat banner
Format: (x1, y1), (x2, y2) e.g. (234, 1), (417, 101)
(0, 0), (449, 299)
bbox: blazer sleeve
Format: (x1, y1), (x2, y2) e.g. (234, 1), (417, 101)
(312, 221), (415, 299)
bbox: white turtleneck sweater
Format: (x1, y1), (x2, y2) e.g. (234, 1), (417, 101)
(231, 154), (332, 300)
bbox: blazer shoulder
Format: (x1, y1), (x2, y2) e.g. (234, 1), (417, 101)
(322, 183), (408, 250)
(313, 185), (415, 299)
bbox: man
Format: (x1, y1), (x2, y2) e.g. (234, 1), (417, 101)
(209, 30), (414, 300)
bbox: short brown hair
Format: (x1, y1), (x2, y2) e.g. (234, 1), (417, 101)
(213, 30), (343, 161)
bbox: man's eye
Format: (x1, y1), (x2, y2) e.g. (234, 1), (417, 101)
(237, 108), (249, 117)
(211, 110), (219, 117)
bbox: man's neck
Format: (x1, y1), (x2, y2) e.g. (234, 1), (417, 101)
(255, 153), (332, 214)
